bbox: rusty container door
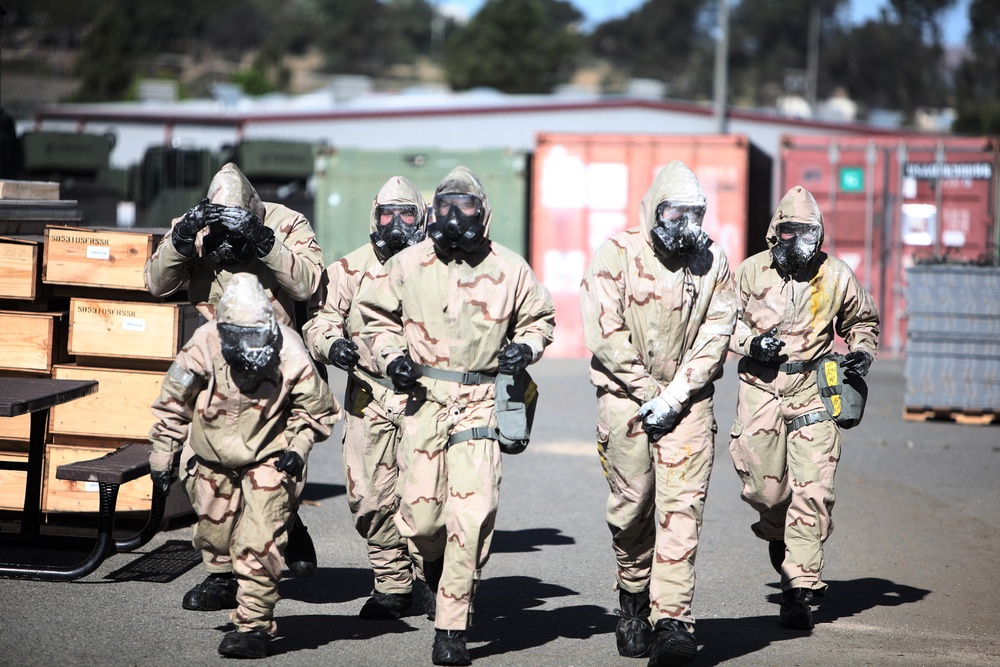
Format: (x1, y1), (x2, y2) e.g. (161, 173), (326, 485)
(781, 135), (998, 355)
(531, 133), (772, 358)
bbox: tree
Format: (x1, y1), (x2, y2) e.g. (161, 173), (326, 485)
(952, 0), (1000, 133)
(443, 0), (583, 94)
(70, 4), (135, 102)
(587, 0), (714, 99)
(313, 0), (393, 76)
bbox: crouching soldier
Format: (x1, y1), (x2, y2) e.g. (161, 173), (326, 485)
(148, 273), (341, 659)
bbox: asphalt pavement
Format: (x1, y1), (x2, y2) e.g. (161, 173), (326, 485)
(1, 356), (998, 666)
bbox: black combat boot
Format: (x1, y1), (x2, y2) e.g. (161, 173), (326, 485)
(779, 587), (814, 630)
(769, 540), (786, 575)
(218, 630), (271, 659)
(432, 629), (471, 666)
(359, 590), (414, 620)
(182, 573), (238, 611)
(647, 618), (697, 667)
(616, 588), (653, 658)
(420, 558), (444, 621)
(285, 513), (317, 578)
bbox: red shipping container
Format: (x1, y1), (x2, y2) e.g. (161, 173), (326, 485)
(530, 133), (772, 358)
(780, 135), (999, 355)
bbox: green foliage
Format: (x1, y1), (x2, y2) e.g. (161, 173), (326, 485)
(952, 0), (1000, 133)
(444, 0), (583, 94)
(69, 4), (135, 102)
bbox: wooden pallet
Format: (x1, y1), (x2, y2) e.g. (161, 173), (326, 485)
(903, 407), (999, 426)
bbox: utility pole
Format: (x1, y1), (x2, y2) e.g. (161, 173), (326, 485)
(713, 0), (729, 134)
(806, 0), (820, 113)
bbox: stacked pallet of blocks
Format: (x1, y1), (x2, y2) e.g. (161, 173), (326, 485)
(904, 263), (1000, 425)
(0, 179), (194, 517)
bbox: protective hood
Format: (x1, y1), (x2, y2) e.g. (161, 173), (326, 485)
(369, 175), (427, 236)
(638, 160), (707, 245)
(766, 185), (825, 250)
(433, 165), (493, 239)
(215, 272), (277, 333)
(206, 162), (267, 223)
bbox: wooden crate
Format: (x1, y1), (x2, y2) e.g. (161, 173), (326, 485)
(0, 310), (68, 373)
(0, 179), (59, 200)
(0, 451), (28, 511)
(43, 226), (163, 291)
(49, 364), (164, 441)
(68, 298), (200, 363)
(0, 236), (44, 300)
(42, 442), (191, 516)
(0, 414), (32, 446)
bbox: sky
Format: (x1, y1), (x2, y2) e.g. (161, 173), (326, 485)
(441, 0), (971, 47)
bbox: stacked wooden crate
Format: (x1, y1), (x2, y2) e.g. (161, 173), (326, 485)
(0, 181), (195, 518)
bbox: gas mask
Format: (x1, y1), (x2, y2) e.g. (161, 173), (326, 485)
(650, 201), (709, 261)
(771, 222), (821, 275)
(203, 221), (256, 269)
(371, 204), (424, 262)
(217, 322), (281, 390)
(428, 194), (487, 256)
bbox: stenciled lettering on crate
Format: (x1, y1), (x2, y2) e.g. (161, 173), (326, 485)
(68, 298), (199, 363)
(43, 226), (163, 291)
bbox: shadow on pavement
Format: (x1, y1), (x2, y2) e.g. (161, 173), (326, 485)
(696, 577), (931, 665)
(279, 566), (375, 604)
(299, 482), (346, 503)
(490, 527), (576, 553)
(269, 614), (419, 654)
(467, 575), (617, 659)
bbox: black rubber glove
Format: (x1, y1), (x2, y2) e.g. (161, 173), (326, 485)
(386, 355), (422, 392)
(842, 349), (873, 378)
(217, 206), (276, 257)
(329, 338), (360, 371)
(274, 450), (305, 478)
(150, 469), (175, 497)
(749, 326), (785, 363)
(638, 396), (680, 442)
(171, 198), (215, 258)
(497, 342), (532, 375)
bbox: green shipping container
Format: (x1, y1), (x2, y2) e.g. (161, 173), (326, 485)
(312, 148), (529, 266)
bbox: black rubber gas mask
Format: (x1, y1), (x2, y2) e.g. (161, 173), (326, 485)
(371, 204), (424, 262)
(217, 322), (281, 390)
(428, 194), (487, 256)
(203, 218), (256, 269)
(771, 222), (821, 275)
(650, 201), (709, 261)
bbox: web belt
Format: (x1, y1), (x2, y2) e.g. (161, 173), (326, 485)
(786, 410), (832, 432)
(416, 365), (496, 385)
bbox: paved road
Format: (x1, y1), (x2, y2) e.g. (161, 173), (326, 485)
(1, 357), (998, 666)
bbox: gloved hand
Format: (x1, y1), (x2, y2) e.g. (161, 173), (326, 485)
(329, 338), (360, 371)
(497, 342), (532, 375)
(637, 395), (680, 442)
(217, 206), (276, 257)
(150, 469), (175, 497)
(842, 349), (873, 378)
(749, 326), (785, 363)
(273, 450), (305, 478)
(171, 198), (216, 258)
(387, 355), (422, 391)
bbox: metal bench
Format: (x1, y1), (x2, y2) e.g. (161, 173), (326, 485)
(0, 442), (169, 581)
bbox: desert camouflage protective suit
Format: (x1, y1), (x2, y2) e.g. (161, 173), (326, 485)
(144, 161), (324, 327)
(144, 163), (326, 575)
(580, 161), (737, 626)
(728, 185), (879, 593)
(356, 166), (556, 631)
(148, 275), (341, 636)
(303, 176), (427, 597)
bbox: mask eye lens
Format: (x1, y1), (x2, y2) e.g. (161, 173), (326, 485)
(657, 203), (705, 225)
(377, 205), (418, 225)
(435, 195), (481, 218)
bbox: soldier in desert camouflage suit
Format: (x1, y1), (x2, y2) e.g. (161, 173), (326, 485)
(144, 162), (326, 595)
(148, 273), (340, 659)
(728, 185), (879, 631)
(356, 166), (555, 666)
(580, 161), (737, 667)
(303, 176), (427, 621)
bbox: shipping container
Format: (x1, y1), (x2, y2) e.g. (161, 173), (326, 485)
(312, 147), (529, 266)
(780, 135), (999, 355)
(530, 133), (772, 358)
